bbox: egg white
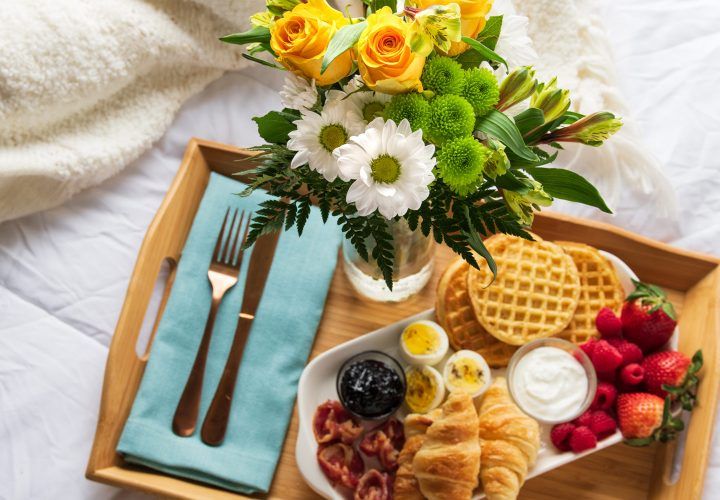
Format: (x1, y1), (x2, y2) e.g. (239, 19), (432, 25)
(399, 320), (449, 366)
(443, 350), (492, 399)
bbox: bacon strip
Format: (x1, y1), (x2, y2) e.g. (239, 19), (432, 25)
(313, 400), (363, 445)
(354, 469), (392, 500)
(359, 418), (405, 471)
(317, 442), (365, 490)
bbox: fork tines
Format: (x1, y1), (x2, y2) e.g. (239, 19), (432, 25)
(213, 208), (251, 268)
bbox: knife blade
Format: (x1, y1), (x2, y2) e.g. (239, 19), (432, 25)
(200, 230), (281, 446)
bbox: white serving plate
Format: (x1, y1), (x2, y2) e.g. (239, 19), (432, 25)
(296, 252), (679, 499)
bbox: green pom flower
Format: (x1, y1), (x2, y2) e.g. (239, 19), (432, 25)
(384, 93), (431, 131)
(421, 57), (465, 96)
(437, 136), (491, 195)
(462, 68), (499, 116)
(427, 95), (475, 144)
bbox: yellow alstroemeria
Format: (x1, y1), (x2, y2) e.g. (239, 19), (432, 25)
(407, 3), (462, 56)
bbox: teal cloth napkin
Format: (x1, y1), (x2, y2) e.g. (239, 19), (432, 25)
(117, 173), (341, 493)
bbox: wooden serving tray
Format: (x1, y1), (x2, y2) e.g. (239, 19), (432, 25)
(87, 138), (720, 499)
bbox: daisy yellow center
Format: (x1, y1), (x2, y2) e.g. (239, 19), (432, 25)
(370, 154), (401, 184)
(363, 101), (385, 122)
(319, 124), (348, 152)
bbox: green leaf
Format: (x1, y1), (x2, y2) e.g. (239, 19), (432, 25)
(461, 36), (507, 70)
(513, 108), (545, 136)
(476, 15), (503, 50)
(321, 21), (367, 73)
(252, 111), (296, 144)
(463, 206), (496, 277)
(476, 110), (538, 162)
(494, 171), (530, 192)
(373, 0), (397, 11)
(220, 26), (271, 46)
(563, 110), (584, 124)
(526, 166), (612, 213)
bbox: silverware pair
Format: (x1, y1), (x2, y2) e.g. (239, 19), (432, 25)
(172, 208), (279, 446)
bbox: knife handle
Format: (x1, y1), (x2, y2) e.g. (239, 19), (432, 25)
(200, 315), (254, 446)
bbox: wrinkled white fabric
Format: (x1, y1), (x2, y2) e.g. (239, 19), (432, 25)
(2, 1), (720, 499)
(0, 0), (258, 223)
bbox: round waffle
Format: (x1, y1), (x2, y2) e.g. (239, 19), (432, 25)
(466, 234), (581, 346)
(436, 258), (517, 367)
(555, 241), (625, 344)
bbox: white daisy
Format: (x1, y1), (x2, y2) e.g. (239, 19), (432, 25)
(487, 0), (538, 78)
(334, 118), (436, 219)
(287, 104), (365, 181)
(280, 74), (319, 111)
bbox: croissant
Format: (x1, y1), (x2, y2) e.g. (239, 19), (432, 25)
(477, 377), (540, 500)
(412, 392), (481, 500)
(394, 409), (440, 500)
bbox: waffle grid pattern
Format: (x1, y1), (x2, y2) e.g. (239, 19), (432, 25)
(436, 259), (517, 367)
(556, 241), (625, 344)
(467, 235), (581, 346)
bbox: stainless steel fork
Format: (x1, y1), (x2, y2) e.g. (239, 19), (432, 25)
(172, 208), (250, 437)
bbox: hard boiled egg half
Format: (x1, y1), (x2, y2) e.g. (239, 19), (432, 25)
(404, 365), (445, 414)
(399, 320), (449, 366)
(443, 350), (492, 398)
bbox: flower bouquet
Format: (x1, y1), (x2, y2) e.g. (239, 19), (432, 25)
(221, 0), (622, 296)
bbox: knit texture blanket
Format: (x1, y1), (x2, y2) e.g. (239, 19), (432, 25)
(0, 0), (675, 222)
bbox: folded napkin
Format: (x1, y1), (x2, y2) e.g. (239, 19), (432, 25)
(117, 172), (341, 493)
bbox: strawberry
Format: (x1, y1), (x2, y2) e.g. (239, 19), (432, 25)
(621, 280), (677, 353)
(595, 307), (622, 338)
(616, 393), (684, 445)
(642, 350), (703, 409)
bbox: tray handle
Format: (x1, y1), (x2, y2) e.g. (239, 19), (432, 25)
(87, 139), (211, 471)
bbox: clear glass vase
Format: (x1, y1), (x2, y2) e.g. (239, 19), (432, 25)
(342, 218), (435, 302)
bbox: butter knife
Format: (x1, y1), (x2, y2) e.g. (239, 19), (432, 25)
(200, 230), (281, 446)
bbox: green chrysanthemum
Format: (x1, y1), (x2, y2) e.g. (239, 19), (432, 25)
(421, 57), (465, 96)
(436, 136), (491, 195)
(462, 68), (500, 116)
(384, 93), (431, 131)
(426, 95), (475, 144)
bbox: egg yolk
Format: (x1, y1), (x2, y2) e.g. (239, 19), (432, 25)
(448, 358), (484, 391)
(402, 323), (439, 355)
(405, 368), (437, 413)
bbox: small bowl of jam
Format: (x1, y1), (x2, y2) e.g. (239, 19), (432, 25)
(337, 351), (406, 420)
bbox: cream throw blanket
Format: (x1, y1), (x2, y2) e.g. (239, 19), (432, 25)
(0, 0), (675, 222)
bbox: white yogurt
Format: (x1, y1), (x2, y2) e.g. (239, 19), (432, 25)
(510, 346), (589, 422)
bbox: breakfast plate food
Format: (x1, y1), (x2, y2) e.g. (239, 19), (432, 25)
(296, 235), (695, 500)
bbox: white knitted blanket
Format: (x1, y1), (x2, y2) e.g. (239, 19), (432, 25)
(0, 0), (675, 222)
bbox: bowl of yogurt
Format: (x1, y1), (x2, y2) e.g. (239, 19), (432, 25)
(507, 338), (596, 424)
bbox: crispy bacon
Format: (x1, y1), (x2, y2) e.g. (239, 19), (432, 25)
(354, 469), (393, 500)
(313, 400), (363, 445)
(358, 418), (405, 471)
(317, 443), (365, 490)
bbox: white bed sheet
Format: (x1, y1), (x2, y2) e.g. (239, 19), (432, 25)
(1, 1), (719, 498)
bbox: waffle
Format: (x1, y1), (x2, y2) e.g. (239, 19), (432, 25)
(436, 258), (517, 367)
(555, 241), (625, 344)
(466, 234), (581, 346)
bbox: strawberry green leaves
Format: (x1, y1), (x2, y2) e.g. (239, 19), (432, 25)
(627, 279), (677, 319)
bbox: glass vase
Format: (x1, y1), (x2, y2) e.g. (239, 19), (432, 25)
(342, 218), (435, 302)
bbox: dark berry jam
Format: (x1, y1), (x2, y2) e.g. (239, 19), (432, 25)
(338, 354), (406, 419)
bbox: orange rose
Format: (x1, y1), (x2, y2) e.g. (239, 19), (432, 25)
(409, 0), (494, 55)
(356, 7), (425, 94)
(270, 0), (353, 86)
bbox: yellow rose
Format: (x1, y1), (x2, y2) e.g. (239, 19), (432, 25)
(357, 7), (425, 95)
(270, 0), (353, 86)
(409, 0), (493, 55)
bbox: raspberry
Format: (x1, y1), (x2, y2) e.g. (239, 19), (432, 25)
(607, 338), (643, 367)
(619, 363), (644, 387)
(579, 339), (597, 358)
(569, 426), (597, 453)
(589, 411), (617, 440)
(590, 340), (623, 374)
(550, 422), (576, 452)
(591, 382), (617, 411)
(573, 410), (592, 427)
(595, 307), (622, 338)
